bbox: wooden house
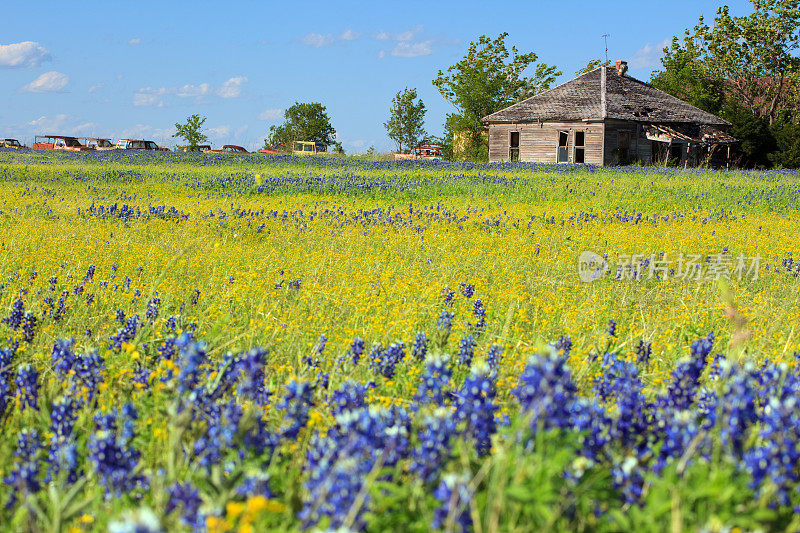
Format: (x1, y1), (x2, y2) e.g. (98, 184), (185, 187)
(482, 61), (736, 166)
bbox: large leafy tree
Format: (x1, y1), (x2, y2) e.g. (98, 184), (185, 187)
(173, 114), (208, 151)
(433, 33), (560, 160)
(653, 0), (800, 124)
(384, 88), (427, 153)
(265, 102), (337, 150)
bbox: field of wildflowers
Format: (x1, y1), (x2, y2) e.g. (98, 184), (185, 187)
(1, 148), (800, 531)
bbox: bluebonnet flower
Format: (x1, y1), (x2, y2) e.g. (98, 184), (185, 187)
(486, 345), (504, 372)
(109, 314), (139, 351)
(15, 363), (39, 410)
(348, 337), (365, 366)
(175, 333), (207, 396)
(414, 354), (452, 407)
(657, 333), (714, 411)
(606, 319), (617, 337)
(369, 342), (405, 379)
(514, 347), (577, 431)
(459, 282), (475, 298)
(594, 354), (648, 448)
(236, 347), (270, 406)
(472, 299), (486, 332)
(237, 472), (274, 498)
(83, 264), (95, 282)
(20, 313), (37, 343)
(432, 473), (473, 533)
(278, 379), (315, 439)
(438, 310), (454, 332)
(288, 279), (301, 290)
(193, 400), (243, 470)
(569, 399), (611, 462)
(49, 276), (58, 291)
(457, 335), (476, 366)
(611, 456), (645, 505)
(4, 429), (41, 507)
(116, 308), (126, 325)
(52, 337), (77, 376)
(454, 364), (497, 456)
(441, 286), (455, 307)
(300, 406), (410, 530)
(4, 297), (25, 330)
(635, 340), (651, 366)
(190, 288), (200, 305)
(553, 335), (573, 356)
(146, 294), (160, 323)
(315, 334), (327, 355)
(46, 397), (80, 484)
(88, 405), (148, 497)
(166, 482), (203, 529)
(0, 345), (15, 415)
(410, 408), (456, 484)
(412, 331), (428, 361)
(329, 380), (368, 415)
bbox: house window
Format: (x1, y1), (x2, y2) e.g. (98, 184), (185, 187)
(574, 131), (585, 164)
(509, 131), (520, 161)
(557, 131), (569, 163)
(618, 131), (630, 160)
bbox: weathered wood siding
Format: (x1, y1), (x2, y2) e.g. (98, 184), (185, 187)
(604, 121), (656, 165)
(488, 122), (604, 165)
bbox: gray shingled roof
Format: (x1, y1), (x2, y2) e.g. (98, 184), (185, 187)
(482, 67), (729, 126)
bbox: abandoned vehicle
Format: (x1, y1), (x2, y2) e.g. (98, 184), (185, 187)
(482, 61), (736, 166)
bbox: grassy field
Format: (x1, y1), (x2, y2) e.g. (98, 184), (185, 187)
(1, 149), (799, 531)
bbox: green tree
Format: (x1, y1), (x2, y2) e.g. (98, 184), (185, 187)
(575, 58), (611, 77)
(650, 35), (725, 115)
(384, 88), (427, 153)
(173, 114), (208, 151)
(655, 0), (800, 124)
(433, 33), (561, 161)
(264, 102), (336, 150)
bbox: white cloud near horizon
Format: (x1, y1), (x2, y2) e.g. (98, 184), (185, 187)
(392, 41), (432, 58)
(629, 39), (670, 69)
(134, 77), (246, 106)
(258, 108), (283, 121)
(217, 76), (247, 98)
(128, 38), (142, 46)
(0, 41), (51, 68)
(21, 71), (69, 93)
(301, 33), (336, 48)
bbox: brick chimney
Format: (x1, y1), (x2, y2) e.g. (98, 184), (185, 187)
(615, 60), (628, 76)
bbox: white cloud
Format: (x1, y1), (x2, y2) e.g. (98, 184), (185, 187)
(375, 31), (391, 41)
(28, 114), (70, 130)
(348, 139), (366, 148)
(340, 29), (360, 41)
(217, 76), (247, 98)
(176, 83), (210, 98)
(629, 39), (669, 69)
(301, 33), (336, 48)
(392, 41), (432, 58)
(128, 38), (142, 46)
(208, 125), (232, 138)
(88, 82), (105, 93)
(73, 122), (100, 135)
(21, 71), (69, 93)
(0, 41), (51, 68)
(258, 108), (284, 121)
(133, 93), (162, 107)
(120, 124), (172, 144)
(378, 50), (386, 59)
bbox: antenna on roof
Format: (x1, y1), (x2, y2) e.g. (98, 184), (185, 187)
(602, 33), (610, 62)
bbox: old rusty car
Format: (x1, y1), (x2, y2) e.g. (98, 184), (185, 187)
(116, 139), (169, 151)
(81, 138), (115, 151)
(0, 139), (24, 149)
(176, 144), (211, 152)
(33, 135), (95, 151)
(206, 144), (249, 154)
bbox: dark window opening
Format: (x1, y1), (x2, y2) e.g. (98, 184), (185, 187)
(509, 131), (520, 161)
(557, 131), (569, 163)
(669, 143), (682, 164)
(574, 131), (585, 164)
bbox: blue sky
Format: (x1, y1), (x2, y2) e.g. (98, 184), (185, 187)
(1, 0), (754, 152)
